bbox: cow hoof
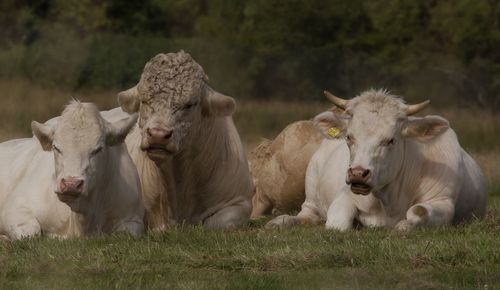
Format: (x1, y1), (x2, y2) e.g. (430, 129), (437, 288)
(325, 221), (351, 231)
(394, 220), (415, 231)
(265, 215), (298, 229)
(250, 215), (268, 221)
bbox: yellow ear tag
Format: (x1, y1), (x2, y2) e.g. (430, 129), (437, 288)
(327, 127), (340, 138)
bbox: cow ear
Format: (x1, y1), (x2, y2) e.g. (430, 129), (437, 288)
(202, 86), (236, 117)
(32, 121), (55, 151)
(402, 115), (449, 141)
(105, 113), (138, 146)
(313, 111), (349, 139)
(118, 86), (140, 113)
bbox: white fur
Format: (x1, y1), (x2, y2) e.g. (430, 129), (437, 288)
(0, 102), (144, 240)
(267, 89), (487, 230)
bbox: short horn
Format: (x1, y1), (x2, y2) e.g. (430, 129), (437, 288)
(406, 100), (430, 116)
(329, 106), (346, 115)
(324, 90), (348, 109)
(117, 85), (140, 114)
(118, 85), (138, 99)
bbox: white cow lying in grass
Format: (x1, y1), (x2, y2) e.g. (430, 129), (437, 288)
(0, 101), (144, 240)
(267, 89), (487, 230)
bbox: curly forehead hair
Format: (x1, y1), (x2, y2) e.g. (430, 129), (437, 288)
(348, 89), (408, 119)
(138, 51), (207, 97)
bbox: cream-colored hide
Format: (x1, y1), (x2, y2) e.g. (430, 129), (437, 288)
(249, 121), (323, 218)
(0, 101), (144, 240)
(116, 51), (253, 229)
(267, 89), (487, 231)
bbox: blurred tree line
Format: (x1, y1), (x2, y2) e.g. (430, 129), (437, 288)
(0, 0), (498, 109)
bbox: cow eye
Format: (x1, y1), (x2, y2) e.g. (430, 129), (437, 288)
(183, 102), (196, 110)
(91, 147), (103, 156)
(52, 145), (62, 154)
(346, 135), (355, 146)
(382, 138), (395, 146)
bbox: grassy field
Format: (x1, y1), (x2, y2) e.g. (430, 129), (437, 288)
(1, 201), (499, 289)
(0, 79), (499, 289)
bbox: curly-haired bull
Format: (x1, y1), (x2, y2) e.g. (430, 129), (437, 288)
(115, 51), (254, 229)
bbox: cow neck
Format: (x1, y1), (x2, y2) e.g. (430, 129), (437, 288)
(162, 116), (234, 221)
(375, 139), (425, 219)
(125, 126), (169, 228)
(65, 150), (114, 236)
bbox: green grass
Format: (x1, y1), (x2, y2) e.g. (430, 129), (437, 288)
(1, 197), (499, 289)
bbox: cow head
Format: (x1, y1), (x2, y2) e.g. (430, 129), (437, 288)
(117, 51), (235, 163)
(32, 101), (137, 205)
(314, 89), (449, 196)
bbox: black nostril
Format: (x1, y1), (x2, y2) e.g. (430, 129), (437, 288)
(146, 128), (152, 137)
(164, 130), (173, 139)
(76, 180), (84, 189)
(362, 169), (370, 178)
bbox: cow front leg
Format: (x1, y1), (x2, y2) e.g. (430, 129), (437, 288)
(265, 202), (323, 229)
(4, 217), (42, 240)
(325, 191), (358, 231)
(203, 200), (252, 229)
(115, 218), (145, 237)
(395, 198), (455, 231)
(250, 188), (273, 219)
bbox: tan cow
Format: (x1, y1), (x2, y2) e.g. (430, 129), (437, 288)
(114, 51), (254, 229)
(249, 120), (323, 218)
(267, 89), (487, 230)
(0, 101), (144, 240)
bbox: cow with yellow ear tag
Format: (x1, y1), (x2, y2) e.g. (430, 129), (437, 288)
(267, 89), (487, 231)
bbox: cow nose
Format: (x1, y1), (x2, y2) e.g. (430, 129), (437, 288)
(348, 166), (372, 182)
(59, 177), (84, 194)
(146, 127), (173, 144)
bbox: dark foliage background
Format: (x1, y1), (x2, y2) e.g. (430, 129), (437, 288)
(0, 0), (498, 109)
